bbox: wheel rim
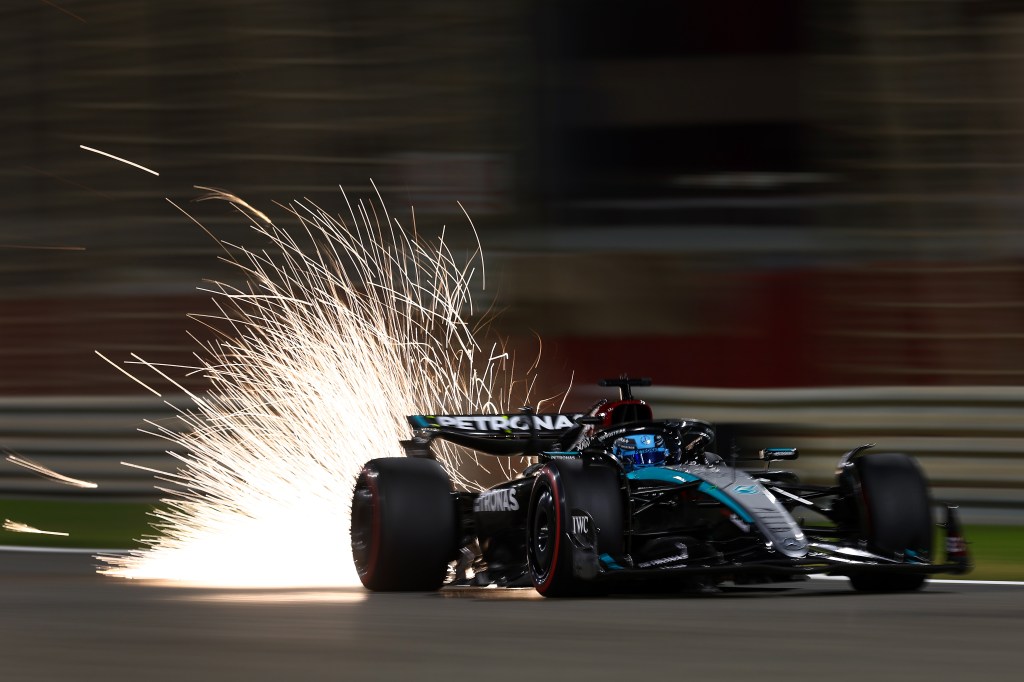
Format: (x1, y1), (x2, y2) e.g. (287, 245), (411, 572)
(530, 486), (555, 580)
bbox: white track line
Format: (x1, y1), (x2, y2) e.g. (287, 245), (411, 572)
(810, 574), (1024, 586)
(1, 546), (1020, 585)
(0, 545), (128, 555)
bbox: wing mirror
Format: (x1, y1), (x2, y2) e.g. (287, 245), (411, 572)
(759, 447), (799, 461)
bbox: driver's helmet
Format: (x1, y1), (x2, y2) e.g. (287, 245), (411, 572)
(612, 433), (669, 467)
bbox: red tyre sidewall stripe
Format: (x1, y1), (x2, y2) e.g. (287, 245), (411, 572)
(537, 468), (562, 595)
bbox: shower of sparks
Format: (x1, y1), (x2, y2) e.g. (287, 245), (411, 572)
(97, 186), (547, 587)
(3, 520), (69, 536)
(79, 145), (160, 176)
(5, 454), (99, 488)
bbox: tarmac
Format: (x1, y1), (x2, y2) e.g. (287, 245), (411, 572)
(1, 549), (1021, 681)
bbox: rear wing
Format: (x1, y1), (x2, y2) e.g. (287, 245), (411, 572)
(402, 411), (584, 458)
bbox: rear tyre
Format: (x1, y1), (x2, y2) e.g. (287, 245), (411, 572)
(350, 457), (457, 591)
(527, 461), (623, 597)
(844, 452), (933, 593)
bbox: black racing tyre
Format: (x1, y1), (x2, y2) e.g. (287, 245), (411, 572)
(527, 461), (624, 598)
(845, 452), (933, 593)
(350, 457), (457, 591)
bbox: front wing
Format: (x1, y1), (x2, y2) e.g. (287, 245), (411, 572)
(570, 505), (972, 583)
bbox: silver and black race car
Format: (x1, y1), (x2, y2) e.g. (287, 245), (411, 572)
(350, 378), (971, 596)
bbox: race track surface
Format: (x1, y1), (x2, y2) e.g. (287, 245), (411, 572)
(0, 549), (1020, 681)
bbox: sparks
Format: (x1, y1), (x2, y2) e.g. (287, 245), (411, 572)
(5, 454), (99, 488)
(98, 187), (545, 587)
(79, 145), (160, 176)
(3, 520), (69, 536)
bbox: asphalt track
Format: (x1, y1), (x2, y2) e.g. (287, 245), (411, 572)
(1, 550), (1021, 682)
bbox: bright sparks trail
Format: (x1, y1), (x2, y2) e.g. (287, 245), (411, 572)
(5, 454), (99, 489)
(79, 145), (160, 176)
(98, 187), (541, 588)
(3, 520), (69, 536)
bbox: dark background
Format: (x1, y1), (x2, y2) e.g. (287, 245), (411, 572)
(5, 0), (1024, 396)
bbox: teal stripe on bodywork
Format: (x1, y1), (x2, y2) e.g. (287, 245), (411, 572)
(627, 468), (754, 523)
(599, 553), (624, 570)
(409, 415), (431, 428)
(698, 482), (754, 523)
(627, 468), (701, 485)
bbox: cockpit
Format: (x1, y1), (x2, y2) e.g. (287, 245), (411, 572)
(611, 433), (670, 468)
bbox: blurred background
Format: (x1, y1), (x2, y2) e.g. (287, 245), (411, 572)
(1, 1), (1023, 527)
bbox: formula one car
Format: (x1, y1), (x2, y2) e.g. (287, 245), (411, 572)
(350, 378), (971, 596)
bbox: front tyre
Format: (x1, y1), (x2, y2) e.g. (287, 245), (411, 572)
(843, 452), (933, 593)
(527, 461), (623, 597)
(527, 467), (572, 596)
(350, 457), (457, 591)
